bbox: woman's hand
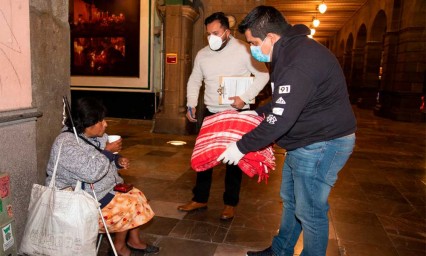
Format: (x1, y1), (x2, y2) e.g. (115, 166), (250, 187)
(105, 138), (122, 153)
(118, 157), (130, 169)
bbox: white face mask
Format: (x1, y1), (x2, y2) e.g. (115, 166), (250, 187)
(208, 30), (227, 51)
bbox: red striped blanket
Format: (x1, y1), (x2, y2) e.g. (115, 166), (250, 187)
(191, 110), (275, 183)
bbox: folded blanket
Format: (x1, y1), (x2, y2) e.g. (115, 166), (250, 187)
(191, 110), (275, 183)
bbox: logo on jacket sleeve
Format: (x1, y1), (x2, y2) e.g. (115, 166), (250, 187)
(266, 114), (278, 124)
(278, 85), (291, 94)
(272, 107), (284, 116)
(275, 97), (286, 104)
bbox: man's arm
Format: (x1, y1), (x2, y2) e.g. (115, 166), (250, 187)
(237, 68), (315, 153)
(239, 57), (270, 104)
(186, 54), (204, 109)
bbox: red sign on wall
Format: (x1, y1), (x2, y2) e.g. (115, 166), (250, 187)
(166, 53), (177, 64)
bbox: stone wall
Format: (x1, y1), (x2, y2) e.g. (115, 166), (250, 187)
(0, 0), (70, 246)
(0, 110), (40, 247)
(30, 0), (70, 182)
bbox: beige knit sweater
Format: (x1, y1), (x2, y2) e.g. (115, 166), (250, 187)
(186, 36), (269, 113)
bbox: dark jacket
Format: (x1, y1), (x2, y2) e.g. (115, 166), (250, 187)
(237, 24), (356, 153)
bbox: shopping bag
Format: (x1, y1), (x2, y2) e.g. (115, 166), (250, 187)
(19, 141), (100, 256)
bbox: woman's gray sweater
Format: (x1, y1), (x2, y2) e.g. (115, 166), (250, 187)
(45, 130), (123, 200)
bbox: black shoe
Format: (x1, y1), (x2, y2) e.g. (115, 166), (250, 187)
(246, 246), (276, 256)
(127, 243), (160, 254)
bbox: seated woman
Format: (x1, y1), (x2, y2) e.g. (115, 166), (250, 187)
(45, 97), (159, 256)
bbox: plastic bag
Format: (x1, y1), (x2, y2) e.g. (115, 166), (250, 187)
(19, 142), (100, 256)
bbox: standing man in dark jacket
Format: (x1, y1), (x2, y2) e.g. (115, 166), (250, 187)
(217, 6), (357, 256)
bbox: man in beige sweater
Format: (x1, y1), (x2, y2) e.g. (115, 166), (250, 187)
(178, 12), (269, 220)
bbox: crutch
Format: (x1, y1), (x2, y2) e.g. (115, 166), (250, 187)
(90, 184), (117, 256)
(62, 96), (118, 256)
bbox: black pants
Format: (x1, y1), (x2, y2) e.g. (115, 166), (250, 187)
(192, 164), (243, 206)
(191, 109), (243, 206)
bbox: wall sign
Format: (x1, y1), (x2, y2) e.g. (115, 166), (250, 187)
(166, 53), (177, 64)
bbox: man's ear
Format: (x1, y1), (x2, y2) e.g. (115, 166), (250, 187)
(267, 33), (280, 45)
(226, 29), (232, 38)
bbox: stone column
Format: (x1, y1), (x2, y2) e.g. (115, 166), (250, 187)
(376, 27), (425, 121)
(349, 48), (364, 104)
(357, 41), (383, 108)
(153, 5), (199, 134)
(0, 0), (70, 245)
(343, 51), (352, 85)
(374, 31), (399, 117)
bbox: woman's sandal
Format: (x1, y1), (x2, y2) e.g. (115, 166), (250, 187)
(127, 243), (160, 254)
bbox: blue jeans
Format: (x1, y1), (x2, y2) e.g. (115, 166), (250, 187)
(271, 134), (355, 256)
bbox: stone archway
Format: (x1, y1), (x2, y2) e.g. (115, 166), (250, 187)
(375, 0), (401, 118)
(337, 39), (345, 67)
(358, 10), (387, 108)
(350, 25), (367, 104)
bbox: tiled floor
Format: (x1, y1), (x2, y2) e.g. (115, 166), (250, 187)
(98, 107), (426, 256)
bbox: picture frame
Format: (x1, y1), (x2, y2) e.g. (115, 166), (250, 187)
(69, 0), (152, 92)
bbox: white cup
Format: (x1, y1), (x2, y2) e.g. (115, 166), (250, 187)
(108, 135), (121, 143)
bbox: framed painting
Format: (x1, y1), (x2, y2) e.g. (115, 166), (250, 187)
(70, 0), (152, 91)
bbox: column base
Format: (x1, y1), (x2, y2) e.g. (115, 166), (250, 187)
(153, 112), (196, 135)
(356, 87), (379, 109)
(374, 91), (425, 122)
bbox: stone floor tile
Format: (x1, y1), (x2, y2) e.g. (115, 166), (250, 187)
(333, 221), (393, 247)
(214, 244), (249, 256)
(339, 240), (399, 256)
(231, 211), (281, 232)
(154, 236), (217, 256)
(330, 208), (383, 227)
(139, 216), (180, 236)
(149, 200), (188, 220)
(224, 226), (275, 248)
(183, 206), (233, 228)
(169, 219), (228, 243)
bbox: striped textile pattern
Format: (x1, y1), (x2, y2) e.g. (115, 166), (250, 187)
(191, 110), (275, 183)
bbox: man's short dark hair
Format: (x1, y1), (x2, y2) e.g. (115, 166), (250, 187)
(204, 12), (230, 29)
(238, 6), (290, 39)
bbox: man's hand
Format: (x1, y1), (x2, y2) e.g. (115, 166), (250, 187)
(217, 142), (245, 165)
(239, 110), (258, 116)
(186, 107), (197, 122)
(229, 96), (245, 109)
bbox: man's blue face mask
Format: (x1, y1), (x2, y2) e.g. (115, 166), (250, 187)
(250, 37), (272, 62)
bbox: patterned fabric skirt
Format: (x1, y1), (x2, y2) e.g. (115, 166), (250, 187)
(98, 188), (154, 233)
